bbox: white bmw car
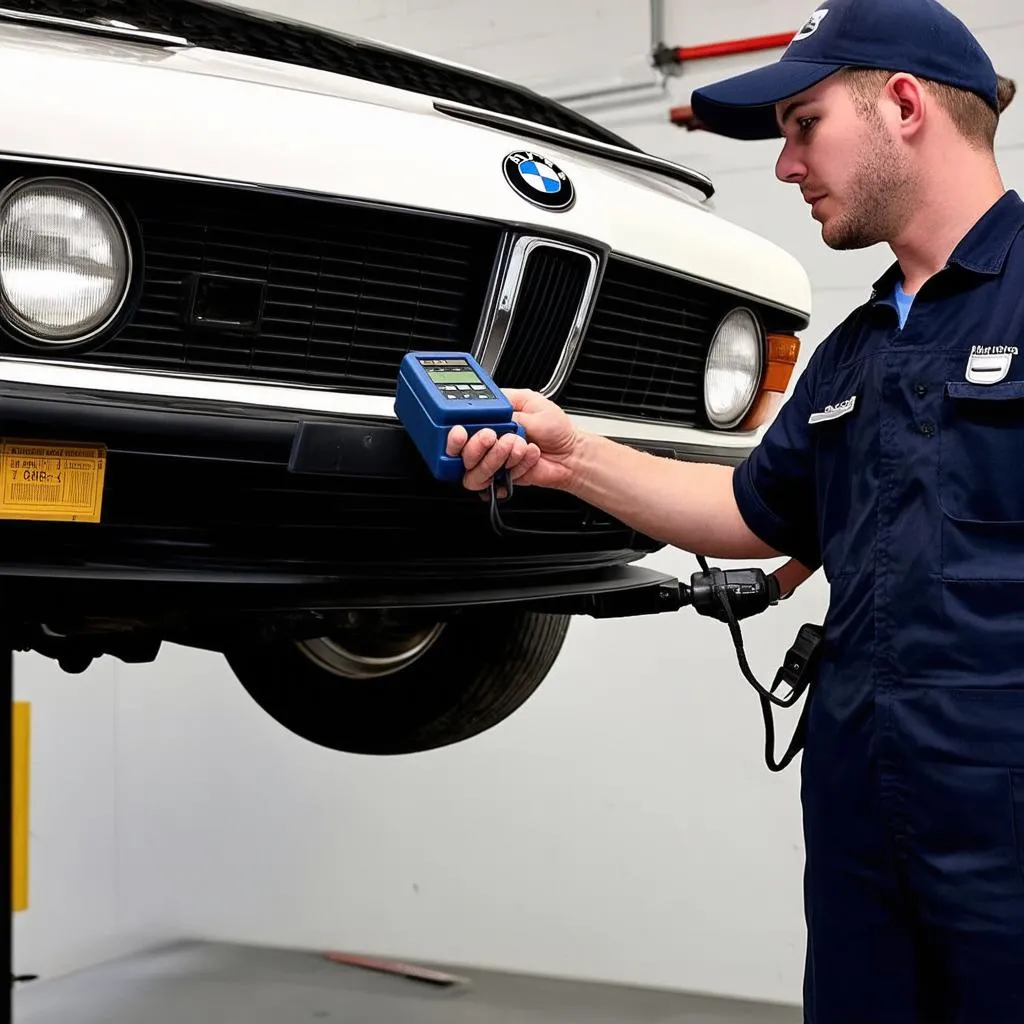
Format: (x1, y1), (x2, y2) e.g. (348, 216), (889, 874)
(0, 0), (812, 754)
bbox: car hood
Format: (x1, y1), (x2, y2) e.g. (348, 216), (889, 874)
(0, 15), (812, 320)
(0, 0), (637, 151)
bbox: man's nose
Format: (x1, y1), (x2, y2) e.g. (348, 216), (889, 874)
(775, 142), (806, 184)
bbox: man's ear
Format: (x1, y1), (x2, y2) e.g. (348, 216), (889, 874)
(885, 73), (927, 136)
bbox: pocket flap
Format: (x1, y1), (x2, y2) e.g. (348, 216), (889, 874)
(946, 380), (1024, 402)
(939, 376), (1024, 529)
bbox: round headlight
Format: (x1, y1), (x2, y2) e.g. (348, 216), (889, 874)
(0, 177), (131, 345)
(704, 308), (764, 429)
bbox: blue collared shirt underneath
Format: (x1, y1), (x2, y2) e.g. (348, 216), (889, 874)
(893, 281), (915, 328)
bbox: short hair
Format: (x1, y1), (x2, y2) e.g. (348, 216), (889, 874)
(835, 67), (1017, 149)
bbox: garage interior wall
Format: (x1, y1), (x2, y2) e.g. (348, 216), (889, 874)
(12, 0), (1024, 1008)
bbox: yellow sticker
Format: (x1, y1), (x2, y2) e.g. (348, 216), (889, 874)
(0, 440), (107, 522)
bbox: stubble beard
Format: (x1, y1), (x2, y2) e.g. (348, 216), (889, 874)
(821, 114), (917, 250)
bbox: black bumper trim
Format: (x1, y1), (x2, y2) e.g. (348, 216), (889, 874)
(0, 562), (684, 621)
(0, 383), (751, 470)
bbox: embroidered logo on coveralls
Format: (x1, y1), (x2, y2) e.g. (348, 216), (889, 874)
(808, 394), (856, 424)
(965, 344), (1017, 384)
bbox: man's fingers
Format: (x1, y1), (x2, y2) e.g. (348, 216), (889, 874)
(509, 443), (541, 481)
(447, 427), (539, 497)
(445, 424), (468, 457)
(459, 428), (497, 472)
(504, 436), (529, 471)
(471, 432), (520, 488)
(463, 432), (522, 491)
(501, 387), (534, 410)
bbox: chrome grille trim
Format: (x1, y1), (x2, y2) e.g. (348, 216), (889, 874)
(474, 235), (600, 395)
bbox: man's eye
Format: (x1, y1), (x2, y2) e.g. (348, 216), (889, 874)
(798, 117), (818, 134)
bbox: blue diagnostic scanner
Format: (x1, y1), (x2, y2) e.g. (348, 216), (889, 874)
(394, 351), (526, 482)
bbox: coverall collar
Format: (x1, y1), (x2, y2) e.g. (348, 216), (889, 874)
(870, 189), (1024, 303)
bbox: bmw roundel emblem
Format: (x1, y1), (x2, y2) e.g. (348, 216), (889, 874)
(503, 151), (575, 211)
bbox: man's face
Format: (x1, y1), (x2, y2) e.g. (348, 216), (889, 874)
(774, 74), (916, 249)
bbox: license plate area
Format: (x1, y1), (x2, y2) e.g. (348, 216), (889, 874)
(0, 440), (106, 523)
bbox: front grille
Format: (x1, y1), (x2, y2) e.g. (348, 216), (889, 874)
(492, 246), (594, 392)
(558, 257), (730, 424)
(0, 163), (799, 430)
(0, 171), (500, 395)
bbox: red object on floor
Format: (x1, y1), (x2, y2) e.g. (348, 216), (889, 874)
(324, 951), (471, 988)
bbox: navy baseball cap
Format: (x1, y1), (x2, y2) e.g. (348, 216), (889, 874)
(690, 0), (998, 140)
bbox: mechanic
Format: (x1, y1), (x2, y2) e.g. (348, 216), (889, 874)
(446, 0), (1024, 1020)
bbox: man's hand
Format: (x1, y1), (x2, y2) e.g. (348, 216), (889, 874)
(446, 387), (774, 560)
(772, 558), (818, 599)
(445, 388), (579, 494)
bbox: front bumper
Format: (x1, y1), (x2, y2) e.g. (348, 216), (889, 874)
(0, 374), (748, 616)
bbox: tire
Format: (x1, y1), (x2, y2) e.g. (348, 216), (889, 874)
(223, 607), (570, 755)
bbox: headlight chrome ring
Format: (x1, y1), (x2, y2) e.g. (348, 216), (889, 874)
(0, 176), (133, 347)
(703, 307), (765, 430)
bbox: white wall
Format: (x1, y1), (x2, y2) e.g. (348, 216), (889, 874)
(14, 0), (1024, 1007)
(12, 654), (167, 980)
(107, 557), (820, 1006)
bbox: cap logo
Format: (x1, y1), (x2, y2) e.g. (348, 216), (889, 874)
(793, 8), (829, 41)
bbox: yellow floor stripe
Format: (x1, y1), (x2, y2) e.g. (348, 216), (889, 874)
(12, 702), (30, 912)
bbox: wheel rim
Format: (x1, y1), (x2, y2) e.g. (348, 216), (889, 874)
(295, 614), (446, 680)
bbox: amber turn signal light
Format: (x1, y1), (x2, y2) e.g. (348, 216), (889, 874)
(740, 333), (801, 430)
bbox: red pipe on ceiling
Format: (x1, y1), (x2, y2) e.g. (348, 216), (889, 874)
(664, 31), (796, 131)
(669, 105), (702, 130)
(669, 31), (795, 63)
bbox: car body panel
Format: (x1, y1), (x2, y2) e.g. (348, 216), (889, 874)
(0, 8), (813, 646)
(0, 23), (811, 322)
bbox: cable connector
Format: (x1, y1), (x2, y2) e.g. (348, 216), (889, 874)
(689, 567), (780, 623)
(689, 555), (822, 773)
(770, 623), (823, 707)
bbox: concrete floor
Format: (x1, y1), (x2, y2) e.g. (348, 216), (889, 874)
(14, 941), (803, 1024)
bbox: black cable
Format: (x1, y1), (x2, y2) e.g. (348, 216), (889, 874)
(696, 554), (810, 773)
(486, 484), (811, 771)
(696, 555), (799, 708)
(487, 473), (627, 539)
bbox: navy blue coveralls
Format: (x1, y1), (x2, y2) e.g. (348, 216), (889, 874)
(733, 190), (1024, 1023)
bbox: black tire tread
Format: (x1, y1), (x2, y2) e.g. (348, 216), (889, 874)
(415, 610), (570, 748)
(224, 609), (570, 755)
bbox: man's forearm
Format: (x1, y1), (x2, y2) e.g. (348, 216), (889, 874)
(560, 431), (779, 559)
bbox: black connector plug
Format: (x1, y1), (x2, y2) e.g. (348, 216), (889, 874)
(689, 555), (822, 772)
(689, 567), (780, 623)
(770, 623), (824, 706)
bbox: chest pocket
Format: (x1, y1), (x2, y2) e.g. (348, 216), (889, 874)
(810, 366), (874, 582)
(939, 378), (1024, 581)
